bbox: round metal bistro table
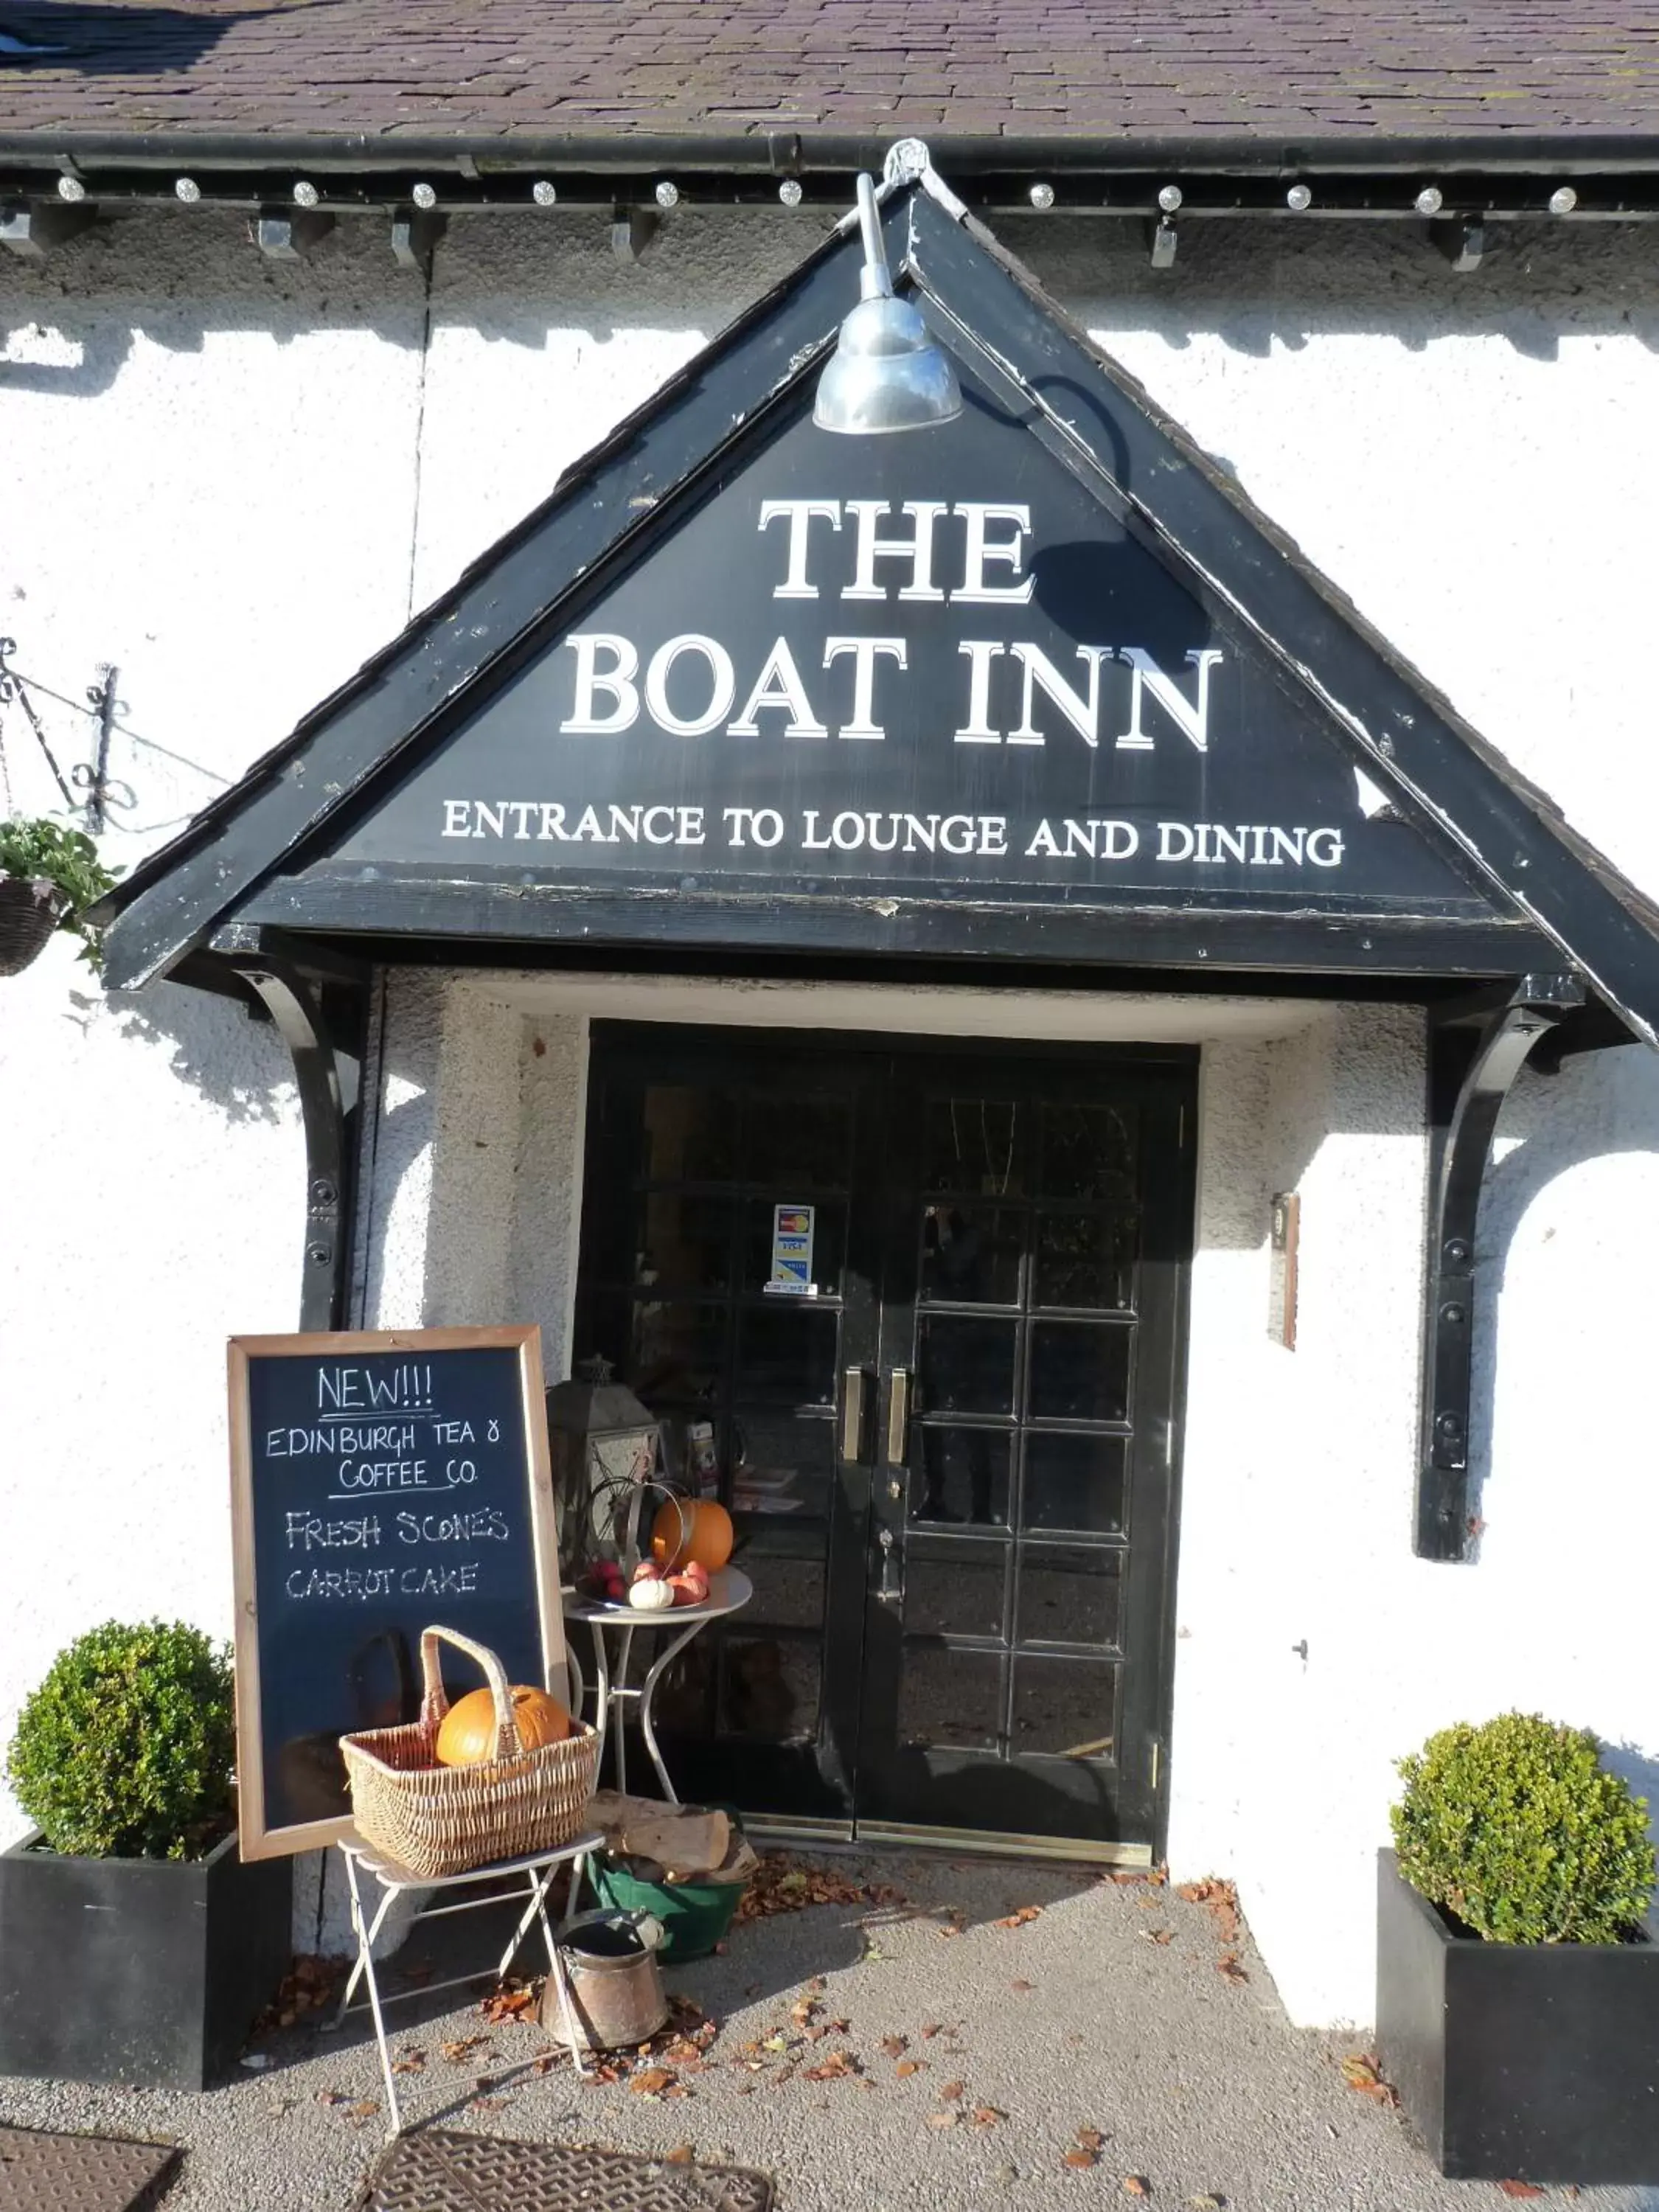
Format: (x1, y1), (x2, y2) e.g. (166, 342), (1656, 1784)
(563, 1565), (752, 1804)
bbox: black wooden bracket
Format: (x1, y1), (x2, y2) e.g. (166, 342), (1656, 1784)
(219, 936), (370, 1333)
(1416, 971), (1585, 1560)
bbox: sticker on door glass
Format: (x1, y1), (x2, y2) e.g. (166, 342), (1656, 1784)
(765, 1203), (817, 1295)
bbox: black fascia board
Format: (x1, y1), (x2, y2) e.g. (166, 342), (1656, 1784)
(91, 194), (877, 990)
(898, 185), (1659, 1045)
(8, 127), (1659, 182)
(232, 873), (1554, 980)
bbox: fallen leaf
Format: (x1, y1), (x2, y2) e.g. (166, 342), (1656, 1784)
(1011, 1978), (1035, 1993)
(440, 2036), (490, 2063)
(481, 1984), (538, 2023)
(995, 1905), (1043, 1928)
(470, 2096), (507, 2113)
(666, 2146), (695, 2166)
(1076, 2128), (1105, 2152)
(881, 2034), (908, 2058)
(1064, 2149), (1099, 2169)
(1122, 2180), (1151, 2198)
(791, 1998), (819, 2028)
(972, 2106), (1005, 2126)
(1216, 1953), (1249, 1983)
(390, 2050), (426, 2074)
(1177, 1879), (1242, 1945)
(827, 2017), (851, 2034)
(630, 2067), (677, 2096)
(1188, 2197), (1225, 2211)
(896, 2059), (923, 2078)
(803, 2049), (861, 2081)
(1142, 1928), (1175, 1946)
(941, 2079), (966, 2101)
(1498, 2186), (1545, 2202)
(1338, 2054), (1397, 2105)
(347, 2101), (380, 2121)
(807, 1975), (827, 1994)
(920, 2022), (945, 2039)
(927, 2110), (959, 2130)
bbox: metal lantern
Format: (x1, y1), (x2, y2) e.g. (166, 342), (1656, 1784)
(546, 1357), (662, 1578)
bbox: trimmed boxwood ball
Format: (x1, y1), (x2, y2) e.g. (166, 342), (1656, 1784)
(5, 1621), (236, 1861)
(1391, 1712), (1655, 1944)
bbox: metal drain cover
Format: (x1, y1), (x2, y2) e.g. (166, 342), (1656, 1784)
(363, 2129), (774, 2212)
(0, 2128), (178, 2212)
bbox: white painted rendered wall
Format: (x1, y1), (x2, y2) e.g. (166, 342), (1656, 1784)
(3, 204), (1658, 2023)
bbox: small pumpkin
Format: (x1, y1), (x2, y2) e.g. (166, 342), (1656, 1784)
(628, 1575), (678, 1612)
(651, 1498), (734, 1574)
(434, 1683), (571, 1768)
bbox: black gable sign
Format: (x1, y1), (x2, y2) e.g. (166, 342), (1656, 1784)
(96, 176), (1659, 1039)
(328, 379), (1486, 922)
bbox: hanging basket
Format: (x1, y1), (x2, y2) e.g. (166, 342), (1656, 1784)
(0, 877), (65, 978)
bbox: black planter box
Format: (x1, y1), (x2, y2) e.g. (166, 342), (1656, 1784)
(0, 1829), (292, 2090)
(1377, 1848), (1659, 2183)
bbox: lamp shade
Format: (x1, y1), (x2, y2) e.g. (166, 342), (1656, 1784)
(814, 175), (963, 437)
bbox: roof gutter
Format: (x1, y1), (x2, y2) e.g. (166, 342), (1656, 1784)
(7, 126), (1659, 180)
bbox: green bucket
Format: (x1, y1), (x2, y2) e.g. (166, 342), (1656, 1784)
(590, 1860), (746, 1961)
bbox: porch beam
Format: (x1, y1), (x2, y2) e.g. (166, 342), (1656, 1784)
(1416, 971), (1585, 1561)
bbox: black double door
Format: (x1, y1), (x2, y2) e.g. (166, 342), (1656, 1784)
(574, 1024), (1194, 1859)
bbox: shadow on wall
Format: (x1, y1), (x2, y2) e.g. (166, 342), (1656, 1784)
(66, 977), (293, 1124)
(7, 206), (1659, 420)
(0, 205), (814, 404)
(1467, 1043), (1659, 1534)
(1016, 214), (1659, 364)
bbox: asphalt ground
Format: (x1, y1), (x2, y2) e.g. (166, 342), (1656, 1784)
(1, 1852), (1655, 2212)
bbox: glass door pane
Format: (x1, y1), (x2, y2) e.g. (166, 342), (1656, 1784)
(571, 1027), (883, 1827)
(855, 1051), (1191, 1853)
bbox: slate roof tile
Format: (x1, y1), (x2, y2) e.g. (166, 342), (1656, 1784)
(0, 0), (1657, 149)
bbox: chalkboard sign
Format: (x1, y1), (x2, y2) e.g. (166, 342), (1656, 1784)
(228, 1326), (563, 1860)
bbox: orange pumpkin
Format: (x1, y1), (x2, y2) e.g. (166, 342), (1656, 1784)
(651, 1497), (734, 1574)
(434, 1683), (571, 1768)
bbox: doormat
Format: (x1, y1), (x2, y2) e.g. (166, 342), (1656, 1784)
(360, 2128), (774, 2212)
(0, 2126), (179, 2212)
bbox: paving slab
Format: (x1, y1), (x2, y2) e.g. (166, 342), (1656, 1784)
(1, 1852), (1656, 2212)
(0, 2125), (178, 2211)
(361, 2127), (773, 2211)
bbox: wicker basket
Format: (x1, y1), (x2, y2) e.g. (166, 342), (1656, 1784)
(341, 1626), (599, 1878)
(0, 878), (64, 978)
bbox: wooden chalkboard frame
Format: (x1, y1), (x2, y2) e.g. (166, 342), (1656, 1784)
(228, 1325), (564, 1861)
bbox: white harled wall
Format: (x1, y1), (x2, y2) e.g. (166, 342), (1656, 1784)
(3, 205), (1658, 2025)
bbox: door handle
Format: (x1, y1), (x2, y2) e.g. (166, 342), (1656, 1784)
(886, 1367), (910, 1467)
(841, 1367), (870, 1462)
(875, 1523), (902, 1604)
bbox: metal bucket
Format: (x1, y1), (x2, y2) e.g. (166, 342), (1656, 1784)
(540, 1907), (668, 2052)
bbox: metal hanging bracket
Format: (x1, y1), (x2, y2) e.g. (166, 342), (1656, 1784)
(1416, 972), (1585, 1561)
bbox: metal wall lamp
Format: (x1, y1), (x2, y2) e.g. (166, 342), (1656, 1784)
(813, 173), (962, 436)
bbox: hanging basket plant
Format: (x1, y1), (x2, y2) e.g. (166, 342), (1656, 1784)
(0, 816), (118, 976)
(0, 875), (66, 977)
